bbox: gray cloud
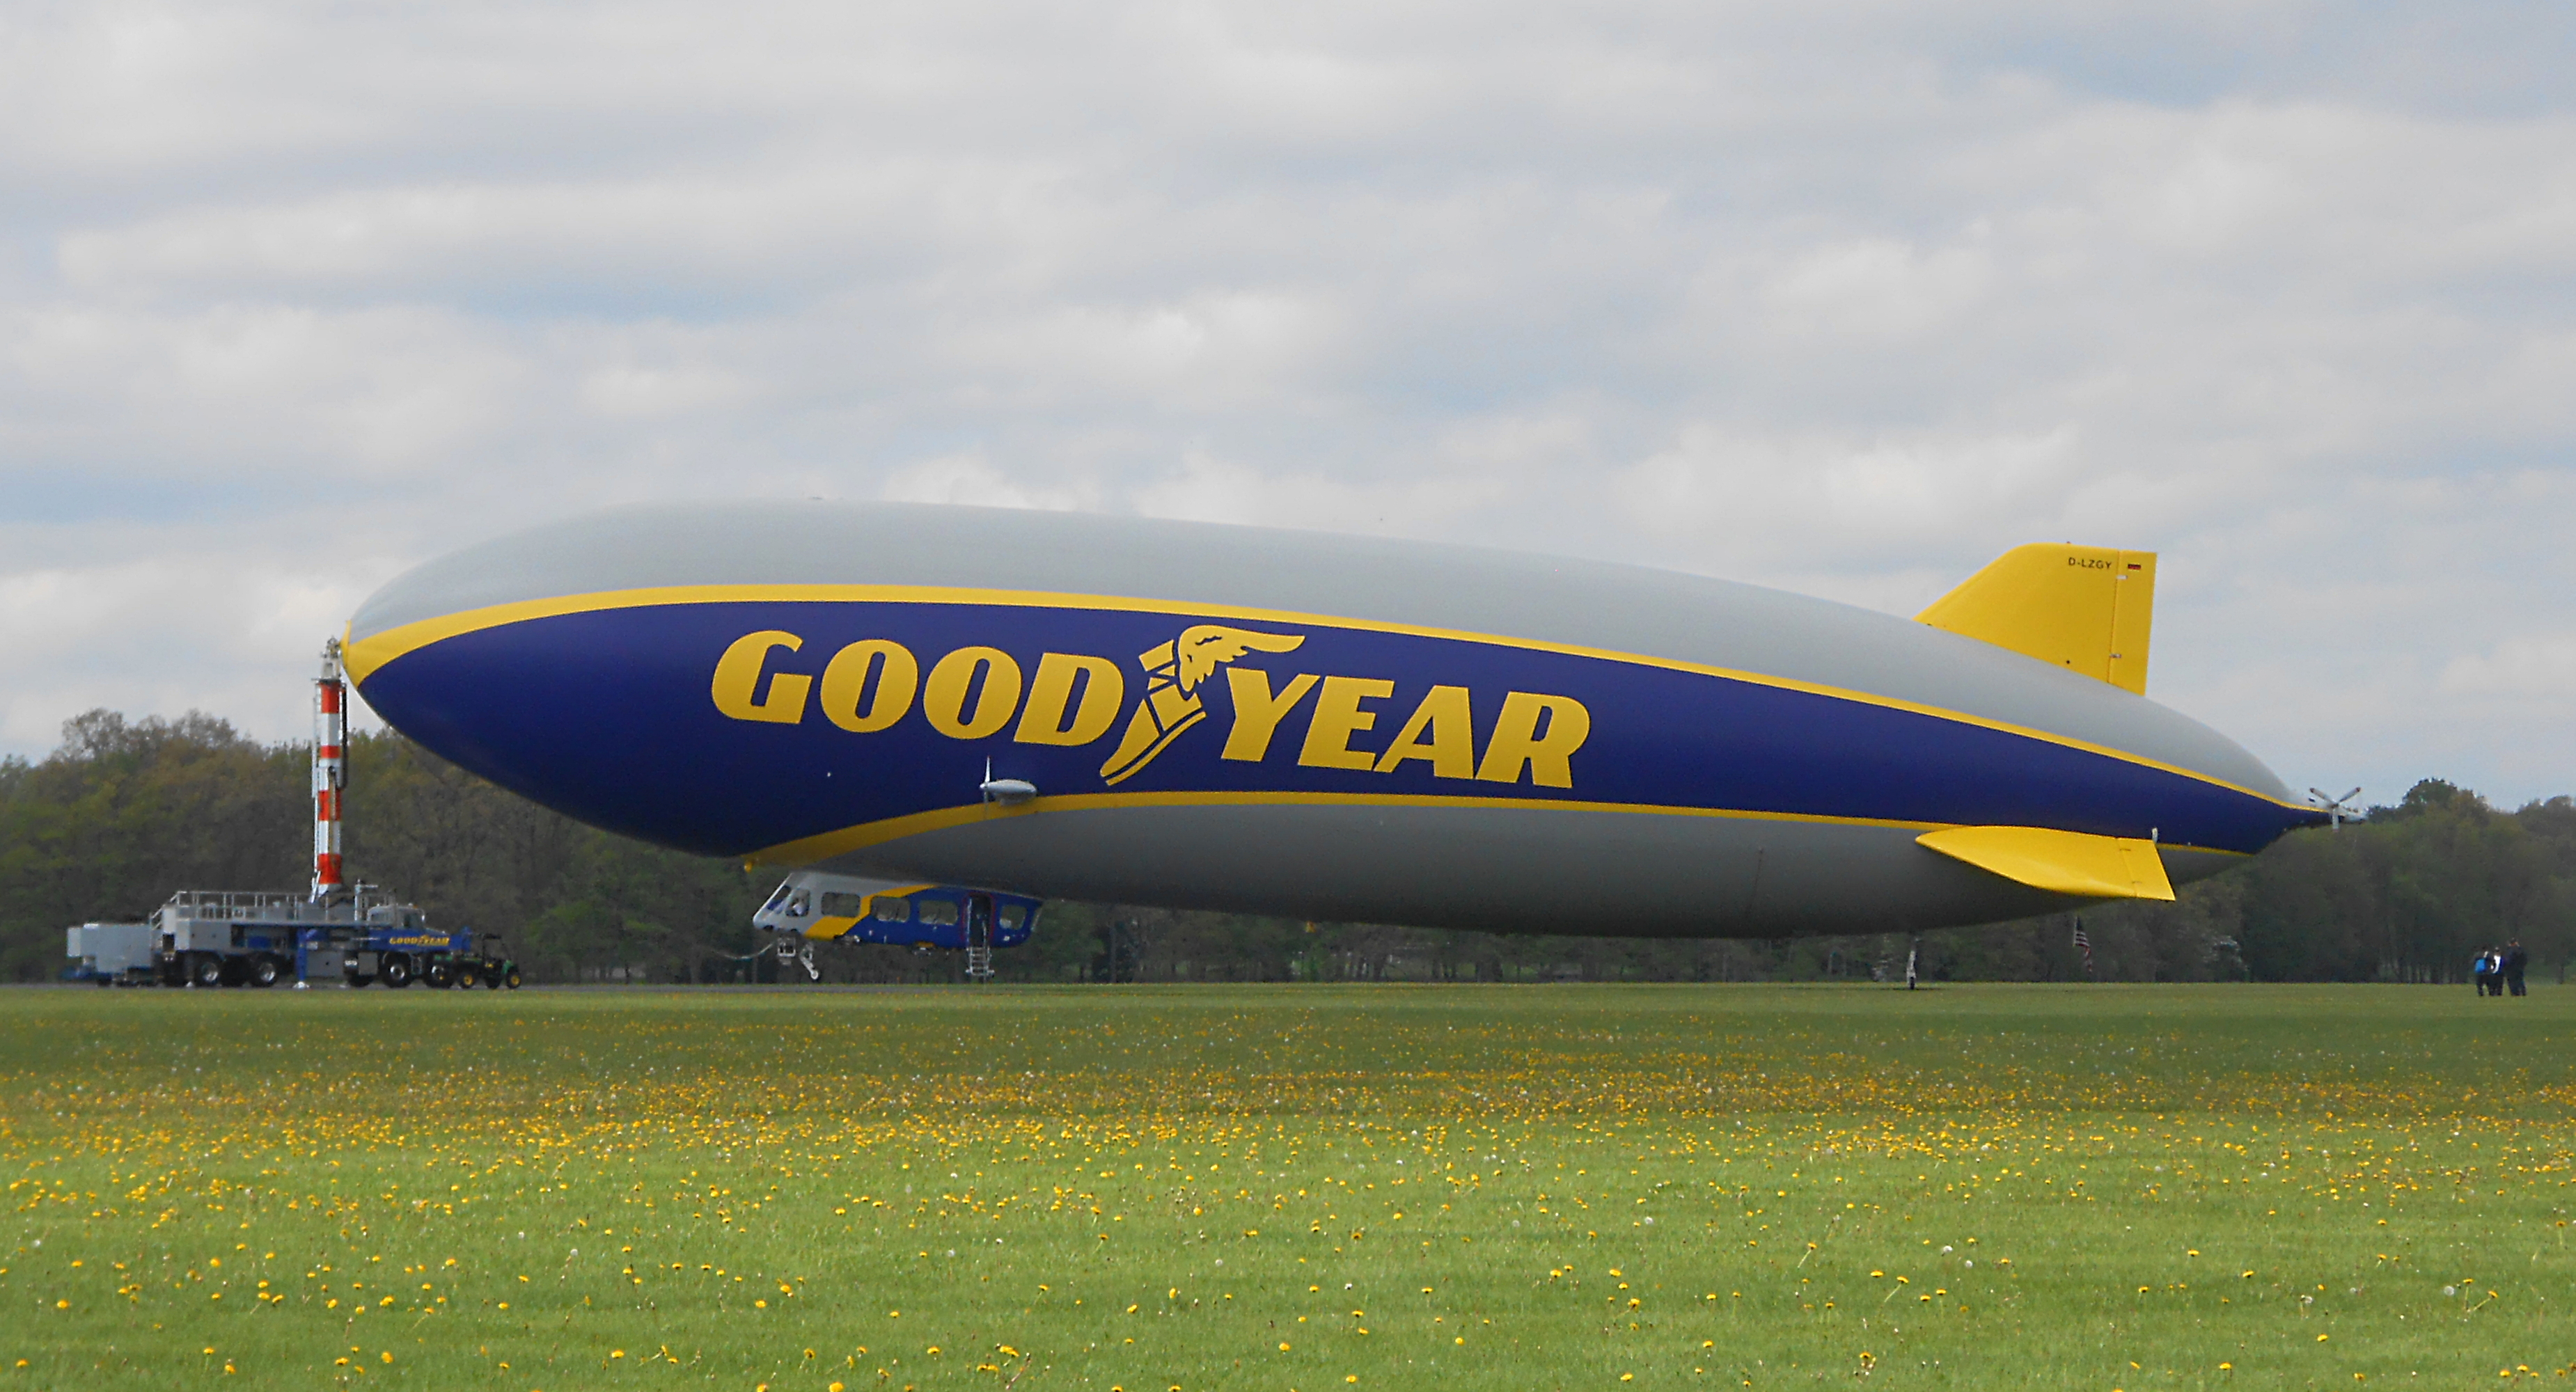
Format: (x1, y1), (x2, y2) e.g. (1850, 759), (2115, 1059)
(4, 0), (2572, 809)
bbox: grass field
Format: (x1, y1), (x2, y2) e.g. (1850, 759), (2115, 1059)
(3, 983), (2572, 1390)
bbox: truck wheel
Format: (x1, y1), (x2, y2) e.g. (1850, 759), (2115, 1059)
(347, 974), (375, 988)
(455, 964), (479, 990)
(425, 961), (453, 989)
(381, 956), (413, 989)
(192, 954), (225, 989)
(503, 969), (521, 990)
(251, 956), (282, 988)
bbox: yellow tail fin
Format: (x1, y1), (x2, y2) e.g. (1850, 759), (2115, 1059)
(1916, 825), (2175, 901)
(1915, 544), (2156, 695)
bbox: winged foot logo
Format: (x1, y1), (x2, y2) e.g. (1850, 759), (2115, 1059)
(1099, 626), (1305, 784)
(707, 617), (1592, 792)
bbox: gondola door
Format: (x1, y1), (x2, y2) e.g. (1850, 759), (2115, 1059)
(963, 894), (996, 980)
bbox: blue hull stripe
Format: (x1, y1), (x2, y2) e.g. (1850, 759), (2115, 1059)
(356, 599), (2320, 861)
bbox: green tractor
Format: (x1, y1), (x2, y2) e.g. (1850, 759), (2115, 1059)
(443, 933), (523, 990)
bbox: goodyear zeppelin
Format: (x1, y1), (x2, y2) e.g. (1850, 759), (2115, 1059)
(345, 503), (2324, 938)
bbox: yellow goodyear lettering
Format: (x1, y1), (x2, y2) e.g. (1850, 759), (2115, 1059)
(1373, 685), (1477, 779)
(1475, 692), (1591, 787)
(818, 640), (918, 733)
(922, 647), (1025, 739)
(709, 622), (1592, 789)
(1014, 654), (1126, 746)
(711, 631), (812, 725)
(1219, 670), (1319, 762)
(1297, 676), (1395, 770)
(1223, 674), (1591, 787)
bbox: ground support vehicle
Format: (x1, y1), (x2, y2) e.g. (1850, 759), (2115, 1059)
(77, 642), (526, 992)
(153, 892), (317, 988)
(297, 922), (520, 990)
(65, 923), (158, 986)
(148, 887), (519, 990)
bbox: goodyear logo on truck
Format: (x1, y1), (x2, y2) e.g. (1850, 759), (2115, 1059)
(709, 623), (1592, 789)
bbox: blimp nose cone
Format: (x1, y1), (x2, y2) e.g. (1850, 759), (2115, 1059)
(345, 505), (851, 856)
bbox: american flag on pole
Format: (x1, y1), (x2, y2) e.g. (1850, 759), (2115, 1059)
(2072, 920), (2094, 976)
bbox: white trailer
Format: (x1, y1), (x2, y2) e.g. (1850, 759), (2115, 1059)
(65, 922), (157, 985)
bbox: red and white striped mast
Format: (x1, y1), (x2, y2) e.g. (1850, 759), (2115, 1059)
(312, 638), (347, 902)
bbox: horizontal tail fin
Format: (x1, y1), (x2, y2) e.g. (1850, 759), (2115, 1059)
(1916, 544), (2155, 695)
(1917, 825), (2175, 901)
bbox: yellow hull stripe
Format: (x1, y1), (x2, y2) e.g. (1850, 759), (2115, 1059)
(804, 914), (861, 941)
(748, 789), (2254, 869)
(345, 582), (2305, 811)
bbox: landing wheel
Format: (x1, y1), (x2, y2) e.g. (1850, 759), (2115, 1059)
(191, 954), (225, 989)
(250, 956), (283, 988)
(381, 955), (414, 989)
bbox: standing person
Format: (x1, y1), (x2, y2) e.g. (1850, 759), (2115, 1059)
(2504, 940), (2529, 997)
(2474, 948), (2498, 997)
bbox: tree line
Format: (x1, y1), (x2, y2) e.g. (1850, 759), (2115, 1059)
(3, 709), (2569, 986)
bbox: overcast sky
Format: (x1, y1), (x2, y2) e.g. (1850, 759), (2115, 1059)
(4, 0), (2572, 809)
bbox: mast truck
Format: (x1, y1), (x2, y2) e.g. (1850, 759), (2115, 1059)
(68, 640), (521, 990)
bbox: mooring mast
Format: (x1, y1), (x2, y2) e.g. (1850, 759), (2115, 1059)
(313, 638), (347, 902)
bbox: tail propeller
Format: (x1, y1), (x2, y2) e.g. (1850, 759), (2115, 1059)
(2308, 786), (2364, 830)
